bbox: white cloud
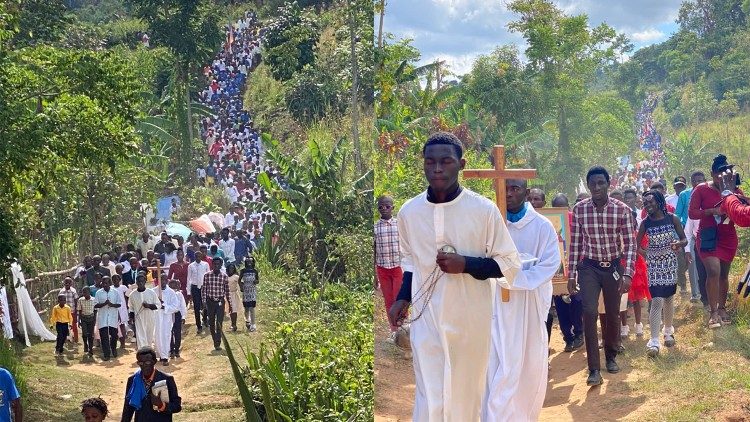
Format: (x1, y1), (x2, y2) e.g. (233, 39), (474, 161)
(631, 28), (667, 43)
(383, 0), (682, 75)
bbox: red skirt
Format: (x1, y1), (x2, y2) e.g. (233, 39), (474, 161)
(628, 236), (651, 302)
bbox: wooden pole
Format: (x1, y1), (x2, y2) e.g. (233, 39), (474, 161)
(463, 145), (538, 302)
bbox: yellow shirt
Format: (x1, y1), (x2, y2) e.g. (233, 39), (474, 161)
(49, 304), (73, 325)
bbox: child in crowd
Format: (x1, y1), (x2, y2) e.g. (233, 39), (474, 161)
(239, 257), (259, 332)
(81, 396), (108, 421)
(112, 274), (129, 349)
(169, 279), (187, 359)
(50, 294), (73, 356)
(77, 286), (97, 357)
(226, 263), (242, 331)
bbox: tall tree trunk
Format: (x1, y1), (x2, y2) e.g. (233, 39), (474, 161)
(348, 0), (362, 174)
(377, 0), (385, 59)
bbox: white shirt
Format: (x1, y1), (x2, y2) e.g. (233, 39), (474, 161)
(219, 238), (236, 262)
(95, 288), (121, 328)
(666, 193), (679, 209)
(187, 260), (210, 290)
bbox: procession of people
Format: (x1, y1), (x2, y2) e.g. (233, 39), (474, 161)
(376, 130), (748, 420)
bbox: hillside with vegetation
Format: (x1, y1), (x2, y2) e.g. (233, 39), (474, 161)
(1, 0), (373, 420)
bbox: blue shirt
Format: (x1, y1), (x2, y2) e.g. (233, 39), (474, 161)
(0, 368), (20, 421)
(676, 188), (692, 226)
(234, 238), (252, 262)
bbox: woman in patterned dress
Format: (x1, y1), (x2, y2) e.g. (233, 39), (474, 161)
(636, 190), (687, 357)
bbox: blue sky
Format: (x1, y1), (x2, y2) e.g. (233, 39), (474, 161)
(381, 0), (682, 76)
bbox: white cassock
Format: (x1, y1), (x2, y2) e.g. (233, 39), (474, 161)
(399, 189), (520, 421)
(482, 204), (559, 421)
(154, 287), (179, 360)
(128, 288), (159, 349)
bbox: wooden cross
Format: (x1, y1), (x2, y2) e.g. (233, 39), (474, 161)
(146, 259), (163, 302)
(463, 145), (537, 302)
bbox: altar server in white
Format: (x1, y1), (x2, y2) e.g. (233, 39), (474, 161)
(153, 278), (180, 365)
(389, 132), (520, 421)
(128, 274), (159, 349)
(482, 179), (559, 421)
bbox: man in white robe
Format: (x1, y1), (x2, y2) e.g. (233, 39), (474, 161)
(127, 275), (159, 350)
(482, 180), (559, 421)
(389, 133), (520, 421)
(153, 280), (180, 365)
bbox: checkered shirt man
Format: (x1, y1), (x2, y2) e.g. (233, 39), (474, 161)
(568, 197), (637, 278)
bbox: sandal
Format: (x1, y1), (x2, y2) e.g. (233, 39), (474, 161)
(718, 307), (731, 325)
(708, 313), (722, 329)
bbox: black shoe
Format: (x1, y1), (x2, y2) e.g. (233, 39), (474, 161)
(111, 350), (117, 358)
(586, 370), (603, 386)
(214, 345), (222, 351)
(606, 358), (620, 374)
(197, 328), (203, 334)
(169, 351), (174, 358)
(161, 358), (169, 366)
(175, 352), (180, 358)
(571, 335), (584, 350)
(564, 340), (573, 352)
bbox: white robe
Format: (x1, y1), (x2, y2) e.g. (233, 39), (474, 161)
(482, 204), (559, 422)
(154, 287), (179, 359)
(128, 288), (159, 349)
(10, 262), (56, 345)
(398, 189), (520, 421)
(0, 287), (12, 340)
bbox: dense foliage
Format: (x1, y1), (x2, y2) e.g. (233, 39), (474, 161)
(376, 0), (750, 203)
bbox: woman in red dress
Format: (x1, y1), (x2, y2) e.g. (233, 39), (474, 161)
(688, 155), (742, 328)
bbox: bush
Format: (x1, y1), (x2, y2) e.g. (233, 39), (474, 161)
(227, 283), (373, 422)
(262, 2), (319, 81)
(285, 65), (346, 123)
(0, 339), (26, 398)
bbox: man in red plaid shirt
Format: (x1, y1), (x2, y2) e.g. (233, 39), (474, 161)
(202, 257), (230, 351)
(374, 195), (402, 340)
(568, 166), (637, 386)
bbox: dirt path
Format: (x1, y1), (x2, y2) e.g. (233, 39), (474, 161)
(373, 294), (653, 421)
(24, 312), (260, 421)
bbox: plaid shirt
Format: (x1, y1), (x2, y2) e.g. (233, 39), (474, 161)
(374, 218), (400, 268)
(77, 296), (96, 316)
(569, 197), (637, 278)
(201, 271), (229, 303)
(59, 287), (78, 313)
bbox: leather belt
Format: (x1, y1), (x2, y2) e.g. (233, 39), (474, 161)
(582, 258), (619, 270)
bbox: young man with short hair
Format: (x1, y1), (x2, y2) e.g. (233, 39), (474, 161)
(568, 166), (637, 386)
(388, 132), (520, 420)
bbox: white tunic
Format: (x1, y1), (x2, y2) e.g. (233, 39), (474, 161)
(399, 189), (520, 422)
(154, 287), (179, 359)
(128, 288), (159, 349)
(482, 204), (559, 422)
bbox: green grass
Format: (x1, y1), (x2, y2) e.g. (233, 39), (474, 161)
(22, 341), (108, 421)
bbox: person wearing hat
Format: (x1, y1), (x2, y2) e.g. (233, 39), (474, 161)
(666, 176), (687, 209)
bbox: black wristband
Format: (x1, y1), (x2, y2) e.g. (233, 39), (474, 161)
(395, 271), (412, 302)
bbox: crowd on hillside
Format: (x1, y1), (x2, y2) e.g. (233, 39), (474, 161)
(34, 12), (275, 365)
(196, 10), (285, 224)
(611, 94), (668, 191)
